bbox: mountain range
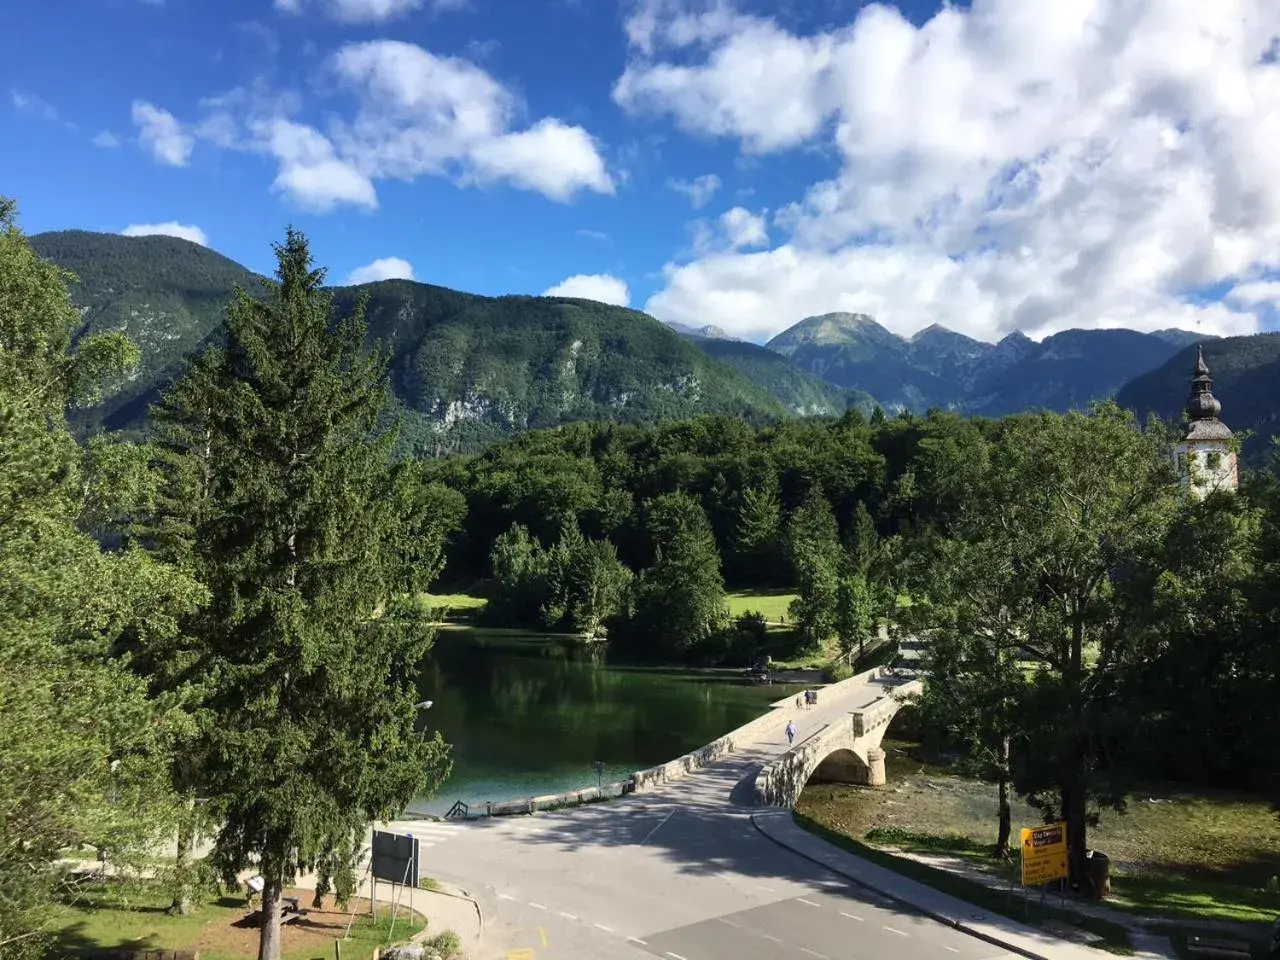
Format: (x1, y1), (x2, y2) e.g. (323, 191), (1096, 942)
(27, 230), (1280, 460)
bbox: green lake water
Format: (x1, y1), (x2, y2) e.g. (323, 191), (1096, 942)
(408, 628), (806, 815)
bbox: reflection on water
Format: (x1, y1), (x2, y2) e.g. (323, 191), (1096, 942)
(409, 628), (806, 814)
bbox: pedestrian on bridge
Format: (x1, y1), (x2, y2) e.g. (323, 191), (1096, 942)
(785, 720), (797, 745)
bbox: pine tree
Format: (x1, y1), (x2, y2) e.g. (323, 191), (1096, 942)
(0, 198), (202, 955)
(155, 229), (451, 960)
(786, 487), (840, 650)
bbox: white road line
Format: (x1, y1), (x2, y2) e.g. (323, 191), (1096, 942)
(760, 933), (782, 943)
(839, 911), (863, 921)
(641, 810), (676, 845)
(528, 902), (546, 910)
(798, 949), (830, 960)
(756, 884), (775, 893)
(943, 947), (960, 953)
(797, 898), (821, 907)
(560, 912), (578, 920)
(594, 923), (615, 933)
(883, 926), (909, 937)
(627, 937), (648, 946)
(496, 893), (516, 901)
(716, 918), (742, 928)
(666, 953), (689, 960)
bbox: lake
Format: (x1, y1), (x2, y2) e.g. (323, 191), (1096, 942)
(408, 628), (806, 815)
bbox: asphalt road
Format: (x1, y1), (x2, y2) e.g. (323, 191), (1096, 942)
(383, 686), (1019, 960)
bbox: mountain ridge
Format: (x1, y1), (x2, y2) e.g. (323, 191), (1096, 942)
(30, 230), (790, 453)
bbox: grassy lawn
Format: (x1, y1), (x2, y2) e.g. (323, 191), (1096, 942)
(46, 879), (425, 960)
(424, 592), (488, 621)
(727, 589), (798, 623)
(794, 813), (1135, 954)
(798, 739), (1280, 927)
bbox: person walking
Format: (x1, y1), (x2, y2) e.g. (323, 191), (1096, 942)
(785, 720), (797, 746)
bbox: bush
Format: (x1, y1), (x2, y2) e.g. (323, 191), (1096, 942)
(823, 660), (854, 682)
(427, 929), (462, 958)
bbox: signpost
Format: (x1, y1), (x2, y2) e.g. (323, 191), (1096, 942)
(1020, 822), (1068, 887)
(595, 760), (605, 791)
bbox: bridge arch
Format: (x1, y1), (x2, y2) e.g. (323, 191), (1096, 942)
(753, 673), (919, 809)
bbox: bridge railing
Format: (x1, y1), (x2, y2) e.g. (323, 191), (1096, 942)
(417, 665), (900, 821)
(630, 665), (894, 793)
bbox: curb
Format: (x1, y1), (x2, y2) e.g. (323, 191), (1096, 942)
(749, 811), (1057, 960)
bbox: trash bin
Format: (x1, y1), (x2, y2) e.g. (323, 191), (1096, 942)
(1084, 850), (1111, 899)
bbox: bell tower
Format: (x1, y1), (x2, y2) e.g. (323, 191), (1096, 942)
(1174, 345), (1237, 498)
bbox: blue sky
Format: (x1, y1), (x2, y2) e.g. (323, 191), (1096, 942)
(3, 0), (1277, 343)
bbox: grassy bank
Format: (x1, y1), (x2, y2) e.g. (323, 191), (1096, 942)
(798, 739), (1280, 927)
(793, 812), (1136, 954)
(45, 876), (425, 960)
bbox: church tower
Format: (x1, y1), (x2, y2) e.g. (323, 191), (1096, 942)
(1175, 345), (1237, 498)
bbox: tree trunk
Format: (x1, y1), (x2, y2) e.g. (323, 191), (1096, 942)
(258, 859), (285, 960)
(169, 811), (193, 915)
(1065, 604), (1091, 894)
(993, 736), (1012, 859)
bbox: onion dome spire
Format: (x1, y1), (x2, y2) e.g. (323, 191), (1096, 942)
(1184, 344), (1222, 421)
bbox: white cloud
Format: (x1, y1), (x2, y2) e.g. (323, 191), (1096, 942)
(543, 273), (631, 306)
(346, 256), (415, 284)
(121, 222), (209, 246)
(328, 40), (613, 201)
(255, 117), (378, 213)
(276, 0), (470, 22)
(668, 173), (721, 208)
(132, 100), (195, 166)
(719, 206), (767, 249)
(92, 130), (120, 148)
(11, 89), (59, 120)
(622, 0), (1280, 343)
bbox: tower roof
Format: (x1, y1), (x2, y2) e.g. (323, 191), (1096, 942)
(1182, 344), (1232, 440)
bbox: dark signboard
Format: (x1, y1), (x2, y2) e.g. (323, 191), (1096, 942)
(371, 829), (420, 885)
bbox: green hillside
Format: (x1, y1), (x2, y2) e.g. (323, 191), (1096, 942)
(30, 231), (788, 452)
(1116, 333), (1280, 465)
(682, 337), (875, 416)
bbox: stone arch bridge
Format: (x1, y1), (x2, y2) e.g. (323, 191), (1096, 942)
(753, 672), (923, 808)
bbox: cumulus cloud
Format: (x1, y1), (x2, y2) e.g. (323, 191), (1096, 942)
(668, 173), (721, 208)
(543, 273), (631, 306)
(330, 40), (612, 201)
(121, 222), (209, 246)
(165, 41), (612, 210)
(276, 0), (471, 23)
(132, 100), (195, 166)
(255, 117), (378, 212)
(346, 256), (415, 284)
(620, 0), (1280, 342)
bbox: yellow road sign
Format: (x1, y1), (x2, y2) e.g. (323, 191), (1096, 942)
(1020, 821), (1068, 886)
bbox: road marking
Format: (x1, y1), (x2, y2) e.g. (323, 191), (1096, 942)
(756, 884), (775, 893)
(797, 898), (821, 907)
(506, 951), (535, 960)
(641, 810), (676, 845)
(943, 947), (960, 953)
(665, 953), (689, 960)
(883, 926), (909, 937)
(539, 927), (548, 948)
(627, 937), (648, 946)
(594, 923), (616, 933)
(559, 912), (578, 920)
(760, 933), (782, 943)
(528, 902), (546, 910)
(798, 949), (829, 960)
(497, 893), (517, 901)
(840, 911), (863, 921)
(716, 918), (742, 928)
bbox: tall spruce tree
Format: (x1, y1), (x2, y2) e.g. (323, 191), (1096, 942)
(0, 199), (203, 955)
(155, 230), (451, 959)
